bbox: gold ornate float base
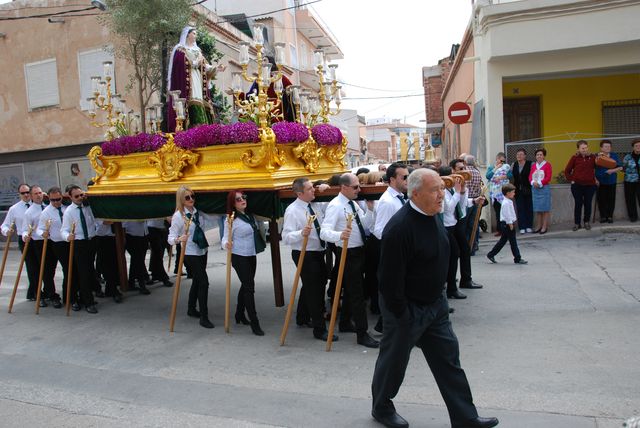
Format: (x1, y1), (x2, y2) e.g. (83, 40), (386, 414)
(87, 134), (347, 195)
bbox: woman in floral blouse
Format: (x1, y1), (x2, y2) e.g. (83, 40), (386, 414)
(622, 138), (640, 222)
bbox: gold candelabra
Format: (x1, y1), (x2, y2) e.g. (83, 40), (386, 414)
(231, 23), (287, 129)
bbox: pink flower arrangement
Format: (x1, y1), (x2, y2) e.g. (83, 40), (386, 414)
(311, 124), (343, 146)
(272, 121), (309, 144)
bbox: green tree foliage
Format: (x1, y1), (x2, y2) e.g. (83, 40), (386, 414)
(99, 0), (192, 132)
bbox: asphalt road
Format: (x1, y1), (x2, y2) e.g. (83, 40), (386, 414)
(0, 226), (638, 427)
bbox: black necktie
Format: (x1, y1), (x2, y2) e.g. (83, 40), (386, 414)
(347, 200), (367, 242)
(57, 207), (63, 221)
(396, 194), (406, 205)
(78, 205), (89, 239)
(41, 204), (44, 211)
(307, 204), (325, 248)
(25, 203), (30, 209)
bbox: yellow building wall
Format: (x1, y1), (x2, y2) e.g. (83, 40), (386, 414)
(503, 73), (640, 182)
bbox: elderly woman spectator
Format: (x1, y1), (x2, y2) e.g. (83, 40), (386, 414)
(512, 148), (533, 233)
(622, 138), (640, 222)
(529, 148), (552, 234)
(595, 140), (622, 223)
(486, 152), (512, 235)
(565, 140), (597, 231)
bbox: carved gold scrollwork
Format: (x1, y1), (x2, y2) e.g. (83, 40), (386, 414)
(320, 136), (348, 167)
(147, 134), (199, 182)
(241, 127), (286, 172)
(293, 138), (320, 173)
(88, 145), (119, 182)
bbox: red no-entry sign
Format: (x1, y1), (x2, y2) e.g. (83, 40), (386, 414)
(448, 102), (471, 125)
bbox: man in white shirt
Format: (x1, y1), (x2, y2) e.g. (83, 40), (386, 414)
(123, 221), (151, 295)
(282, 177), (336, 342)
(61, 185), (99, 314)
(2, 184), (34, 299)
(22, 185), (56, 307)
(37, 187), (68, 308)
(320, 173), (379, 349)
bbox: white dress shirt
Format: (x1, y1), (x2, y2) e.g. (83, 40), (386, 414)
(123, 221), (148, 237)
(61, 203), (97, 241)
(222, 213), (258, 257)
(147, 219), (166, 229)
(373, 187), (405, 240)
(282, 198), (325, 251)
(320, 193), (373, 248)
(22, 203), (46, 240)
(1, 200), (31, 237)
(167, 208), (217, 256)
(500, 198), (517, 225)
(95, 220), (114, 237)
(37, 204), (67, 242)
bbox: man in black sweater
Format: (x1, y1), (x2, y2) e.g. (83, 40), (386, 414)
(370, 168), (498, 428)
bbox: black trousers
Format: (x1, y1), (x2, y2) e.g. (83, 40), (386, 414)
(183, 253), (209, 318)
(125, 234), (149, 285)
(32, 239), (57, 299)
(292, 250), (327, 331)
(515, 192), (533, 229)
(148, 226), (169, 281)
(446, 222), (471, 294)
(50, 240), (70, 302)
(95, 235), (119, 295)
(624, 181), (640, 221)
(334, 246), (368, 333)
(72, 239), (97, 306)
(492, 201), (502, 233)
(19, 237), (39, 299)
(571, 183), (596, 224)
(231, 254), (259, 322)
(371, 294), (478, 424)
(597, 183), (616, 220)
(488, 222), (521, 262)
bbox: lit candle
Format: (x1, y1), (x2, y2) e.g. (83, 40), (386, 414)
(175, 98), (185, 119)
(274, 79), (283, 94)
(313, 50), (324, 69)
(99, 81), (106, 98)
(87, 97), (96, 114)
(261, 62), (272, 85)
(91, 76), (100, 94)
(232, 72), (242, 93)
(328, 64), (338, 82)
(335, 85), (342, 104)
(239, 42), (250, 65)
(291, 86), (300, 104)
(102, 61), (112, 79)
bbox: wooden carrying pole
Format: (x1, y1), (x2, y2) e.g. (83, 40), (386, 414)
(35, 220), (52, 314)
(169, 216), (192, 333)
(468, 185), (487, 250)
(65, 223), (76, 316)
(280, 215), (314, 346)
(0, 222), (15, 288)
(326, 214), (353, 352)
(8, 225), (33, 313)
(224, 212), (235, 333)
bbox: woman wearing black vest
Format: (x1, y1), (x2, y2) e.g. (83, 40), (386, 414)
(222, 191), (267, 336)
(512, 148), (533, 233)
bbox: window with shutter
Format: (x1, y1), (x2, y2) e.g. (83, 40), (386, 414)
(77, 47), (115, 111)
(24, 58), (59, 110)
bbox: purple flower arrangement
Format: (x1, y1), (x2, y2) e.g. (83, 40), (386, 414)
(311, 123), (343, 146)
(272, 121), (309, 144)
(101, 133), (165, 156)
(101, 122), (262, 155)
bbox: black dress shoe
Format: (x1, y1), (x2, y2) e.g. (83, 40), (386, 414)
(199, 318), (215, 329)
(94, 290), (105, 298)
(71, 303), (81, 311)
(52, 299), (63, 309)
(313, 329), (338, 342)
(447, 291), (467, 299)
(357, 332), (379, 348)
(187, 308), (201, 318)
(162, 279), (173, 287)
(145, 278), (155, 285)
(449, 307), (455, 313)
(296, 320), (313, 328)
(607, 218), (613, 223)
(85, 304), (98, 314)
(459, 281), (483, 289)
(453, 416), (499, 428)
(235, 312), (250, 325)
(113, 293), (123, 303)
(27, 297), (36, 302)
(138, 284), (151, 295)
(371, 410), (409, 428)
(339, 322), (357, 333)
(250, 320), (265, 336)
(39, 299), (48, 308)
